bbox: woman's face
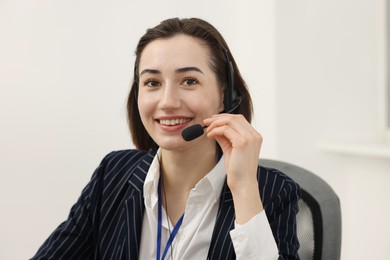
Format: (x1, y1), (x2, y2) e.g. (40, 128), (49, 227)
(137, 34), (224, 151)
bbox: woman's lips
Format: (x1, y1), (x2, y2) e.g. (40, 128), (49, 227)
(159, 118), (192, 126)
(156, 117), (193, 132)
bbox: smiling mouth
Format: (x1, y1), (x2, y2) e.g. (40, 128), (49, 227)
(158, 118), (192, 126)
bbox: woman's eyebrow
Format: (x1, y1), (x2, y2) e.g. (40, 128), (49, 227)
(140, 69), (160, 76)
(139, 67), (204, 76)
(176, 67), (204, 74)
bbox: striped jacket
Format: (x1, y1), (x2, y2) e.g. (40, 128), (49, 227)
(31, 149), (300, 259)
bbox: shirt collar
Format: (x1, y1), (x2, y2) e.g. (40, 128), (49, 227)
(204, 155), (225, 203)
(143, 149), (161, 209)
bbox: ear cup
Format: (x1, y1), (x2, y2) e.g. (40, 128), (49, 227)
(223, 48), (241, 113)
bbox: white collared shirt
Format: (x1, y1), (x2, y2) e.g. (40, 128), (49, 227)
(139, 149), (278, 260)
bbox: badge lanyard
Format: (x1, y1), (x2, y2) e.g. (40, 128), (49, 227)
(157, 179), (184, 260)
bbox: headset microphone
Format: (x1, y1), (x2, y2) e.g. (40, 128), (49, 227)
(182, 124), (206, 142)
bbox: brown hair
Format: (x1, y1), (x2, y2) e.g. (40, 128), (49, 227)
(127, 17), (253, 151)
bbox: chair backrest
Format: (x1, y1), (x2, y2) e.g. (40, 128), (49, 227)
(259, 159), (342, 260)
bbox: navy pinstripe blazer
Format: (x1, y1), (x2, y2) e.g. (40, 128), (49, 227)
(32, 149), (300, 260)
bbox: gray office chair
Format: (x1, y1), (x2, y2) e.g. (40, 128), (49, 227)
(259, 159), (341, 260)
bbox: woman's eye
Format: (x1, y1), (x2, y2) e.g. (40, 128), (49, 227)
(144, 80), (160, 87)
(182, 78), (198, 86)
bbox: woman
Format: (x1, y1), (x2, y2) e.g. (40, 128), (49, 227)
(32, 18), (300, 260)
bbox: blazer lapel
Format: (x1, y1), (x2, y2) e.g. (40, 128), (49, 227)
(207, 182), (236, 260)
(124, 150), (155, 259)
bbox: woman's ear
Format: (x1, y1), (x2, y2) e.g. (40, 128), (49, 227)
(219, 89), (225, 113)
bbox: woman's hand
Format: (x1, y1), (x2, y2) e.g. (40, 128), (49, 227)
(203, 114), (264, 224)
(204, 114), (262, 190)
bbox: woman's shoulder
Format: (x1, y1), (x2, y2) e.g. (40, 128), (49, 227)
(99, 149), (156, 168)
(257, 165), (298, 183)
(90, 149), (157, 198)
(90, 149), (157, 186)
(257, 165), (301, 205)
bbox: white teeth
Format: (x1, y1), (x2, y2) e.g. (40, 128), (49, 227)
(159, 118), (191, 126)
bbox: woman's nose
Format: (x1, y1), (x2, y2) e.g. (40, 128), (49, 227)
(159, 84), (182, 110)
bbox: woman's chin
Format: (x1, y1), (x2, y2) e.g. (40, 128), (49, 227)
(154, 136), (187, 150)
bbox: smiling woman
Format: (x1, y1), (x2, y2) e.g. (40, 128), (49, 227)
(31, 18), (301, 260)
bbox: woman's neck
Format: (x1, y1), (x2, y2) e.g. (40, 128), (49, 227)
(160, 143), (219, 194)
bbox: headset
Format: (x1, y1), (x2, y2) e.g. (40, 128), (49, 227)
(222, 47), (243, 114)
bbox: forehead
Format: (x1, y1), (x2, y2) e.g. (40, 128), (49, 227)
(139, 35), (212, 71)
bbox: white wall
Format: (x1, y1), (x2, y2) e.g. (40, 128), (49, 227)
(275, 0), (390, 259)
(0, 1), (276, 259)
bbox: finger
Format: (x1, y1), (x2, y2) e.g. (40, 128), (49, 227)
(205, 114), (257, 138)
(207, 124), (247, 148)
(204, 114), (241, 131)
